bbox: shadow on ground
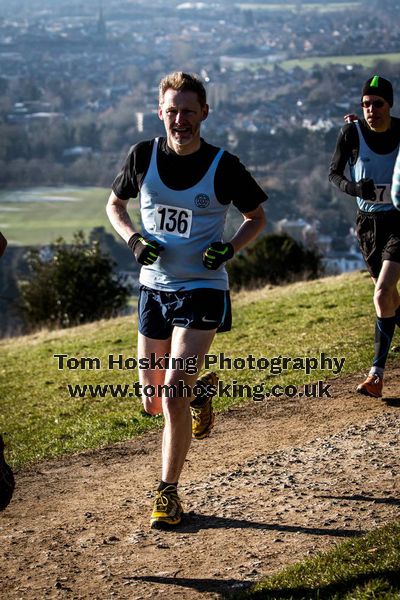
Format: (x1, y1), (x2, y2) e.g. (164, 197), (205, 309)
(124, 575), (252, 595)
(318, 494), (400, 506)
(161, 512), (365, 537)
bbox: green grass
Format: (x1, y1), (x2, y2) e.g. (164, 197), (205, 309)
(0, 186), (140, 245)
(236, 2), (361, 12)
(225, 52), (400, 73)
(234, 521), (400, 599)
(0, 271), (382, 468)
(280, 53), (400, 71)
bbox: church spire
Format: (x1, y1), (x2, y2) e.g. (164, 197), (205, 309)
(96, 1), (106, 38)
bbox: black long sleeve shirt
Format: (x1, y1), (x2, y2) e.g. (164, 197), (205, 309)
(328, 117), (400, 194)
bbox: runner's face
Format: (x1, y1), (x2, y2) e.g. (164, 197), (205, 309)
(362, 95), (391, 132)
(158, 89), (209, 155)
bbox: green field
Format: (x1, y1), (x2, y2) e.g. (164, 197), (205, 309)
(280, 52), (400, 71)
(226, 52), (400, 73)
(237, 2), (361, 11)
(0, 187), (140, 246)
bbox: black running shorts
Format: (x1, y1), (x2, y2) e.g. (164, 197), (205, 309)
(138, 285), (232, 340)
(356, 210), (400, 279)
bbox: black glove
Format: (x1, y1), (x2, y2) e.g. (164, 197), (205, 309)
(128, 233), (163, 266)
(203, 241), (234, 270)
(346, 178), (376, 200)
(0, 435), (15, 511)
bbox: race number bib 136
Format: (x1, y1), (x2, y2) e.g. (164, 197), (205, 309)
(372, 183), (392, 204)
(154, 204), (192, 238)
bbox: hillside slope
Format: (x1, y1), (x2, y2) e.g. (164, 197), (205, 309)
(1, 271), (399, 598)
(0, 271), (386, 467)
(0, 368), (399, 599)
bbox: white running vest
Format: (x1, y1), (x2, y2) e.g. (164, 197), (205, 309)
(350, 122), (399, 213)
(139, 138), (230, 291)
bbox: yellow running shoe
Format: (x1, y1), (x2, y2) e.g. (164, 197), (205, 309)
(150, 485), (183, 529)
(190, 372), (218, 440)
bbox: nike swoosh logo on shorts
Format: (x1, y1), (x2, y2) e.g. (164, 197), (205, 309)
(202, 316), (219, 323)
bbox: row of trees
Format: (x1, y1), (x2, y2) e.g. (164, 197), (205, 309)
(0, 121), (357, 244)
(0, 107), (142, 161)
(0, 155), (116, 188)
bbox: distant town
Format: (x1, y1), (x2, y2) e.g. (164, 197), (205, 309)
(1, 0), (400, 334)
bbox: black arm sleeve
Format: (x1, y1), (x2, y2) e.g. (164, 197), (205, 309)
(328, 123), (359, 195)
(215, 152), (268, 212)
(111, 141), (153, 200)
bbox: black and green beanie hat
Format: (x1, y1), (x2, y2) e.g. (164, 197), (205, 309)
(361, 75), (393, 107)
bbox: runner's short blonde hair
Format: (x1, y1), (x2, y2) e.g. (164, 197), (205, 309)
(159, 72), (207, 106)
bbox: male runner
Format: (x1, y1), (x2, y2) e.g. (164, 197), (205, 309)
(329, 75), (400, 398)
(107, 72), (267, 528)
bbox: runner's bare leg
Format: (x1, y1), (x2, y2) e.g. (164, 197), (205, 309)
(138, 327), (216, 482)
(137, 333), (171, 415)
(161, 327), (216, 483)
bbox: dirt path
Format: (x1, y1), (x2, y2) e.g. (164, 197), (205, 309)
(1, 369), (399, 600)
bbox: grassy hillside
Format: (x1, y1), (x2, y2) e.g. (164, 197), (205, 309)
(0, 187), (140, 246)
(0, 270), (388, 468)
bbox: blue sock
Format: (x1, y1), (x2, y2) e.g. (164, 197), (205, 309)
(372, 316), (396, 371)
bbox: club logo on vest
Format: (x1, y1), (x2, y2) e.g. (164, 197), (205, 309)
(194, 193), (210, 208)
